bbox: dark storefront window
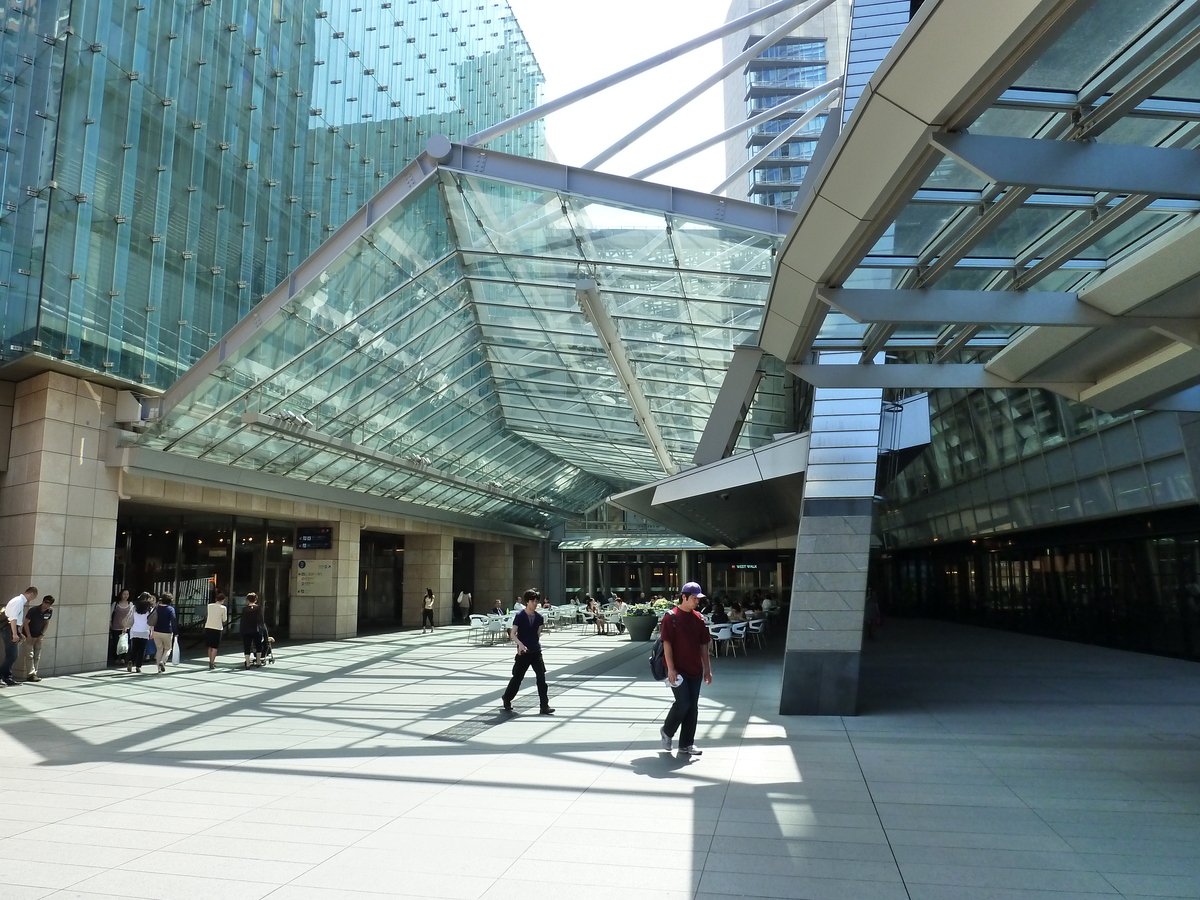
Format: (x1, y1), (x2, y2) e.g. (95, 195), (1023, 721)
(116, 512), (293, 635)
(359, 532), (404, 629)
(879, 508), (1200, 660)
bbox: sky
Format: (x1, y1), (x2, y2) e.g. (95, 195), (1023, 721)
(504, 0), (736, 194)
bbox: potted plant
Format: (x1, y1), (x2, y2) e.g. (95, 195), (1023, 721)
(622, 603), (662, 642)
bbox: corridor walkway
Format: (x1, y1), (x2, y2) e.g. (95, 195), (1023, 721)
(2, 619), (1200, 900)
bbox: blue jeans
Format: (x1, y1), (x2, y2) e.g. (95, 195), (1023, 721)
(663, 674), (703, 748)
(0, 627), (19, 681)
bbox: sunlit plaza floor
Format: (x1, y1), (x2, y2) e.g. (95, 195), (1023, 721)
(4, 618), (1200, 900)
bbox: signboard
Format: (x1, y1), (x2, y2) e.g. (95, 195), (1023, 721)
(295, 559), (334, 595)
(296, 527), (333, 550)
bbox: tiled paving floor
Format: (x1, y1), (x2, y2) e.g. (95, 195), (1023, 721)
(3, 618), (1200, 900)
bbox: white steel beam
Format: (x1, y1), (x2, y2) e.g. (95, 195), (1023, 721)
(585, 0), (838, 171)
(463, 0), (809, 150)
(575, 279), (678, 476)
(632, 79), (841, 181)
(713, 89), (841, 196)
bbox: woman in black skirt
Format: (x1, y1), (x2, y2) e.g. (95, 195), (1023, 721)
(203, 592), (228, 670)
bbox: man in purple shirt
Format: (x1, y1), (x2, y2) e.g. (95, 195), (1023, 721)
(501, 589), (554, 715)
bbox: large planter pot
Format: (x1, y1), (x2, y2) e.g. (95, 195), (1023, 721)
(623, 615), (657, 642)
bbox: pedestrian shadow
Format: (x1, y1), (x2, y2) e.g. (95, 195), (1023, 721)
(628, 752), (696, 778)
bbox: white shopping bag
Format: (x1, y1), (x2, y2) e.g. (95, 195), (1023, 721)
(171, 638), (181, 665)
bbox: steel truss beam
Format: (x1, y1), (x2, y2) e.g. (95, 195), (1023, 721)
(693, 345), (764, 467)
(817, 288), (1198, 329)
(787, 362), (1089, 396)
(575, 279), (678, 476)
(240, 413), (573, 516)
(932, 133), (1200, 200)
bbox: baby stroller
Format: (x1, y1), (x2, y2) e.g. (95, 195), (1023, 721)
(258, 632), (276, 665)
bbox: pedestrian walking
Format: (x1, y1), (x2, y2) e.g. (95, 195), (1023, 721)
(501, 589), (554, 715)
(204, 593), (229, 669)
(659, 582), (712, 756)
(20, 594), (54, 682)
(127, 593), (156, 673)
(150, 593), (177, 673)
(110, 589), (133, 667)
(0, 587), (37, 687)
(240, 592), (267, 669)
(456, 589), (472, 624)
(421, 588), (435, 633)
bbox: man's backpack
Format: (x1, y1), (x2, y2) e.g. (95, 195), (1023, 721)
(648, 636), (667, 681)
(647, 609), (674, 681)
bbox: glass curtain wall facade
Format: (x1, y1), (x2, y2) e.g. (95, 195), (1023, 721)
(877, 388), (1200, 658)
(0, 0), (542, 389)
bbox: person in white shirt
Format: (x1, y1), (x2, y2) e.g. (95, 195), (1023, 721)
(613, 598), (629, 633)
(1, 587), (38, 686)
(203, 593), (229, 670)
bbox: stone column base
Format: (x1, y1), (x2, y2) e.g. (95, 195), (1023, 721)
(779, 649), (860, 715)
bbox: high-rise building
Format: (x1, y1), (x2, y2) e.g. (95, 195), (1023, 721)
(721, 0), (851, 208)
(0, 0), (543, 389)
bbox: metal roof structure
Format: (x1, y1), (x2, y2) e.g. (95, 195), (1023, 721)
(764, 0), (1200, 415)
(124, 145), (794, 531)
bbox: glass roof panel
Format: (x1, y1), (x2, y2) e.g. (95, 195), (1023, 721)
(136, 162), (788, 526)
(1014, 0), (1179, 91)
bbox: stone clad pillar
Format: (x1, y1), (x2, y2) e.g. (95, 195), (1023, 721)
(289, 518), (359, 640)
(513, 543), (542, 602)
(474, 541), (512, 615)
(780, 377), (882, 716)
(404, 533), (454, 625)
(0, 373), (120, 675)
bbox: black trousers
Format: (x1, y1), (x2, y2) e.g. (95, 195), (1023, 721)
(129, 636), (149, 670)
(663, 674), (703, 748)
(421, 609), (434, 629)
(502, 650), (548, 707)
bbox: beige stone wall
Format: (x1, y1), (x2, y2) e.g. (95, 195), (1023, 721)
(403, 533), (455, 626)
(0, 373), (119, 675)
(474, 541), (513, 614)
(513, 544), (543, 600)
(290, 519), (360, 640)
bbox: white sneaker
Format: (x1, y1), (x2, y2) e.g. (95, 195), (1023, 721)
(659, 727), (672, 751)
(680, 745), (702, 756)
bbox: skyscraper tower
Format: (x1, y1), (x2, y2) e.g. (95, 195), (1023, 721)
(721, 0), (851, 208)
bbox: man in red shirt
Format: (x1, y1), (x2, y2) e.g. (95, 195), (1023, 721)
(660, 582), (713, 755)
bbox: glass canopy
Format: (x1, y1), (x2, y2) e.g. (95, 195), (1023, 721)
(133, 160), (788, 529)
(810, 0), (1200, 359)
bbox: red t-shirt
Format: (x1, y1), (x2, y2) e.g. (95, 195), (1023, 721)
(660, 608), (711, 678)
